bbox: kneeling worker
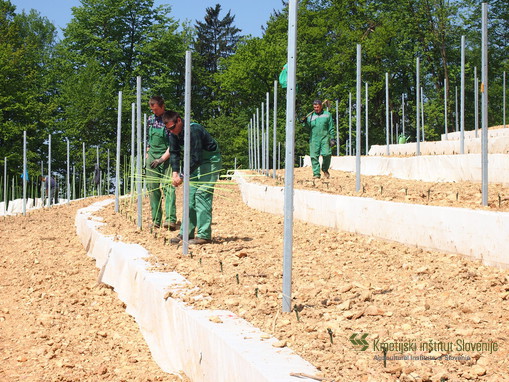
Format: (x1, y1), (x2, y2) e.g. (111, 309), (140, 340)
(162, 111), (222, 245)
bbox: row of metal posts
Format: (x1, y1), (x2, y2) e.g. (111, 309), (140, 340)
(248, 81), (279, 178)
(280, 1), (492, 312)
(15, 86), (146, 216)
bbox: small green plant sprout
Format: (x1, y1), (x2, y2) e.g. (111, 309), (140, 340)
(235, 273), (239, 284)
(379, 185), (383, 195)
(293, 303), (304, 322)
(327, 328), (334, 344)
(254, 287), (259, 297)
(219, 260), (223, 272)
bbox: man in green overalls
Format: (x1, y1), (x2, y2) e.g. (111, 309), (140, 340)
(145, 96), (177, 230)
(162, 110), (222, 245)
(302, 99), (336, 179)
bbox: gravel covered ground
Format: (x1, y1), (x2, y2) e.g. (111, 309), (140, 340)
(93, 168), (509, 382)
(0, 198), (188, 382)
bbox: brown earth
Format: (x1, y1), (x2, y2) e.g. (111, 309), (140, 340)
(92, 168), (509, 382)
(0, 198), (188, 382)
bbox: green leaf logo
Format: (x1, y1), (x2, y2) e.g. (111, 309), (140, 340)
(349, 333), (369, 351)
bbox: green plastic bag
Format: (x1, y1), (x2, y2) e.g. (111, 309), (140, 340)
(278, 64), (288, 89)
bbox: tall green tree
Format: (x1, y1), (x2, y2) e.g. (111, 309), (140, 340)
(0, 0), (57, 178)
(52, 0), (187, 176)
(193, 4), (242, 120)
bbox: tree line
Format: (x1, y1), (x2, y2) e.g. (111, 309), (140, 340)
(1, 0), (508, 186)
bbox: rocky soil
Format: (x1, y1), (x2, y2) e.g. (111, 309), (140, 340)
(0, 198), (188, 382)
(92, 168), (509, 382)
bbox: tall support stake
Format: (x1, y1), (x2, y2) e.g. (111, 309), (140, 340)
(3, 157), (6, 209)
(72, 166), (75, 200)
(355, 44), (362, 192)
(421, 87), (425, 141)
(82, 142), (86, 198)
(460, 35), (465, 154)
(335, 100), (339, 156)
(278, 142), (281, 170)
(481, 3), (488, 206)
(475, 67), (479, 138)
(444, 78), (448, 139)
(416, 58), (421, 156)
(143, 113), (147, 194)
(455, 87), (459, 132)
(115, 91), (122, 212)
(348, 92), (352, 155)
(248, 121), (252, 169)
(48, 134), (52, 207)
(365, 82), (369, 155)
(67, 138), (70, 203)
(130, 103), (135, 196)
(96, 146), (100, 196)
(282, 0), (297, 313)
(22, 131), (26, 215)
(273, 81), (278, 178)
(266, 92), (270, 175)
(256, 108), (260, 171)
(502, 72), (505, 129)
(391, 111), (394, 144)
(261, 102), (265, 174)
(136, 76), (143, 228)
(107, 149), (110, 195)
(182, 50), (192, 255)
(385, 73), (390, 155)
(402, 93), (405, 137)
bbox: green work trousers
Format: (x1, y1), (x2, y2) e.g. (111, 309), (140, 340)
(146, 155), (176, 225)
(310, 135), (332, 177)
(180, 151), (222, 240)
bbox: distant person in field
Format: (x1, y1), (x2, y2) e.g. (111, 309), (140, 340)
(40, 175), (58, 205)
(301, 99), (336, 179)
(162, 111), (222, 245)
(146, 95), (177, 230)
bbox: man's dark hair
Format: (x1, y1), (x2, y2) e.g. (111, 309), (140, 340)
(162, 110), (180, 124)
(313, 99), (322, 105)
(149, 95), (165, 107)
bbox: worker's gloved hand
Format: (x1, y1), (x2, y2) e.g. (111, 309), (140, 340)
(150, 158), (164, 168)
(329, 138), (337, 147)
(300, 116), (307, 124)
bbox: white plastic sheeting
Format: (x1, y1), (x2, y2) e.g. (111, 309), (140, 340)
(302, 154), (509, 185)
(236, 174), (509, 269)
(75, 199), (319, 382)
(1, 198), (69, 216)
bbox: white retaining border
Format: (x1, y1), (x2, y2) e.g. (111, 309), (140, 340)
(303, 154), (509, 185)
(236, 174), (509, 269)
(368, 136), (509, 156)
(75, 199), (319, 382)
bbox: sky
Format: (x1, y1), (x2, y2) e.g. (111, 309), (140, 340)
(10, 0), (284, 38)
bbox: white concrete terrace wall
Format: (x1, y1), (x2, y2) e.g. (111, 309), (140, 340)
(368, 136), (509, 156)
(75, 199), (319, 382)
(302, 154), (509, 185)
(441, 126), (509, 141)
(236, 175), (509, 269)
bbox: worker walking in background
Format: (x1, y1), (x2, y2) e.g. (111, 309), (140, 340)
(146, 96), (177, 230)
(162, 110), (222, 245)
(39, 175), (58, 206)
(301, 99), (336, 179)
